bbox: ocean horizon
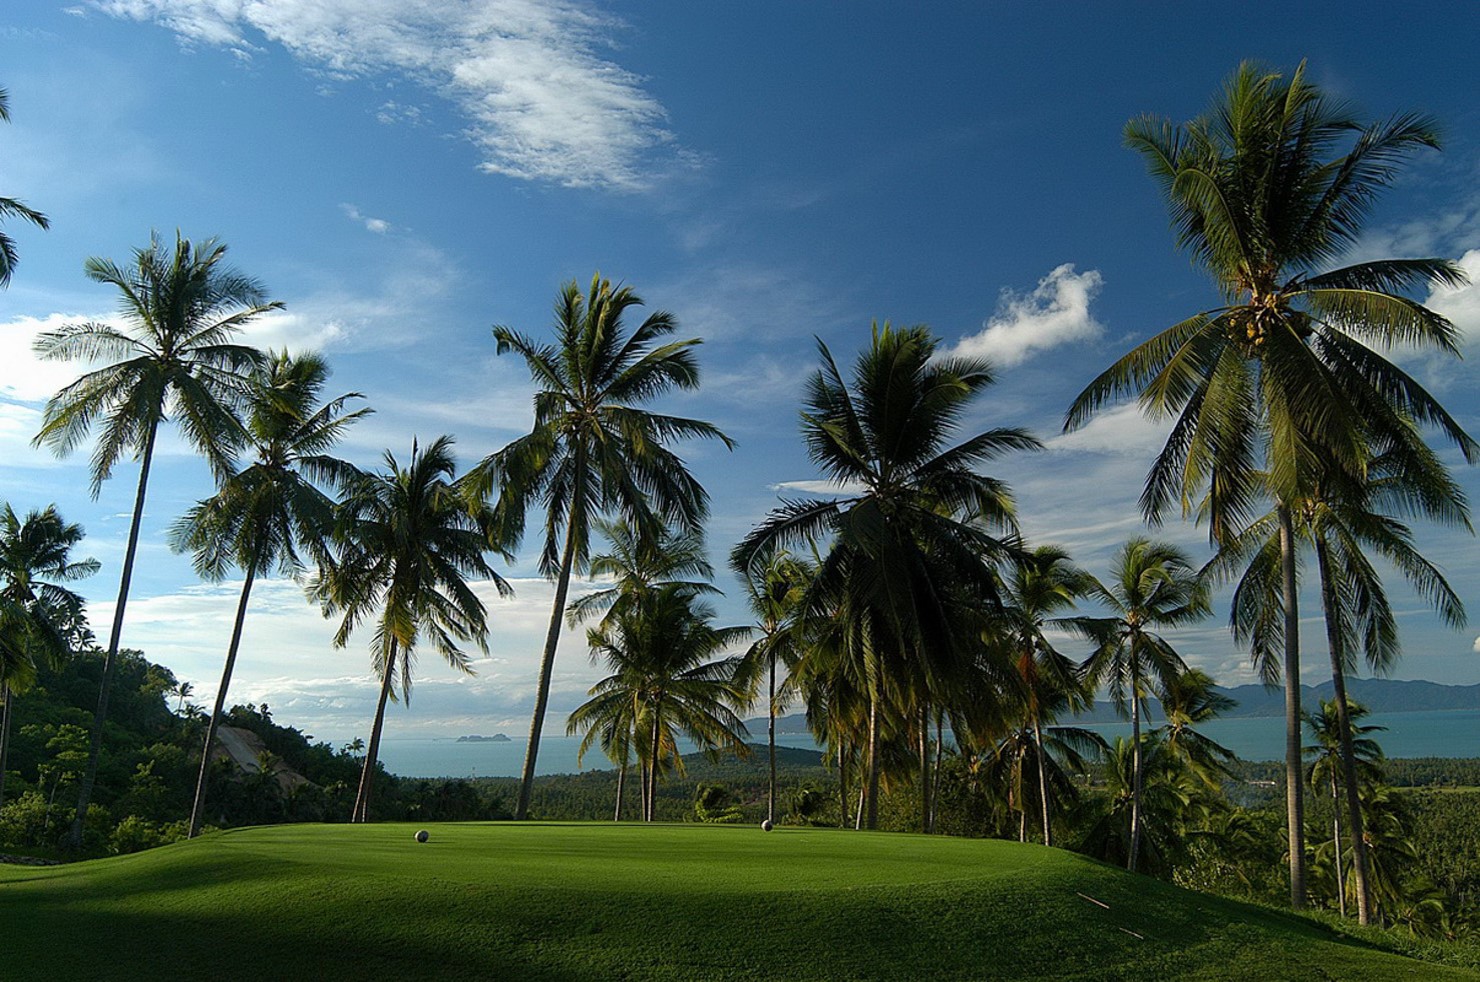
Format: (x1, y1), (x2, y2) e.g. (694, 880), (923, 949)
(376, 708), (1480, 779)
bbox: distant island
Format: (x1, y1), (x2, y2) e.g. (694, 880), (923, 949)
(455, 734), (511, 743)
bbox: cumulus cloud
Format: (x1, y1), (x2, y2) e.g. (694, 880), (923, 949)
(1426, 249), (1480, 344)
(946, 264), (1104, 367)
(1046, 401), (1168, 458)
(91, 0), (680, 190)
(1473, 636), (1480, 654)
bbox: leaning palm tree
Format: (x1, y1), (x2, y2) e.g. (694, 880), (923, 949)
(1064, 61), (1474, 906)
(1306, 698), (1385, 918)
(736, 323), (1035, 829)
(33, 232), (277, 846)
(466, 274), (733, 820)
(993, 544), (1095, 847)
(316, 436), (510, 822)
(170, 351), (370, 836)
(0, 505), (97, 808)
(0, 86), (49, 287)
(1077, 538), (1210, 873)
(572, 583), (752, 822)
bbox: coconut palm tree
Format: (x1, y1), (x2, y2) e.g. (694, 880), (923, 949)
(33, 232), (277, 846)
(467, 274), (733, 820)
(993, 544), (1095, 846)
(735, 322), (1035, 829)
(1306, 697), (1385, 917)
(1064, 61), (1474, 906)
(733, 550), (815, 827)
(0, 87), (48, 287)
(571, 583), (751, 822)
(1155, 667), (1237, 793)
(1215, 446), (1465, 924)
(0, 505), (97, 808)
(170, 351), (370, 836)
(316, 436), (509, 822)
(566, 518), (719, 630)
(1077, 538), (1210, 873)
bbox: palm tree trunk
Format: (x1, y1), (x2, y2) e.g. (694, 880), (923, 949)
(1278, 503), (1307, 908)
(863, 693), (880, 831)
(68, 417), (159, 850)
(1331, 774), (1346, 918)
(1033, 715), (1052, 847)
(353, 638), (398, 823)
(1129, 691), (1143, 872)
(0, 683), (12, 810)
(647, 700), (662, 823)
(930, 716), (944, 833)
(188, 555), (260, 837)
(767, 650), (777, 827)
(614, 760), (626, 822)
(516, 503), (582, 821)
(1316, 536), (1372, 924)
(837, 745), (848, 829)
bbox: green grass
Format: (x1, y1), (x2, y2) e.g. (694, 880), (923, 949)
(1, 823), (1471, 980)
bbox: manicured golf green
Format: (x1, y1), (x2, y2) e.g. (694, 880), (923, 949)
(1, 823), (1469, 980)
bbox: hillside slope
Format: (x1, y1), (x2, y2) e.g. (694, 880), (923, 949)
(1, 824), (1470, 980)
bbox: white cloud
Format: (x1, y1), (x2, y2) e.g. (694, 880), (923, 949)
(770, 479), (864, 496)
(1046, 401), (1168, 458)
(946, 264), (1104, 367)
(1472, 636), (1480, 654)
(91, 0), (680, 191)
(0, 312), (114, 401)
(340, 203), (391, 235)
(1426, 249), (1480, 344)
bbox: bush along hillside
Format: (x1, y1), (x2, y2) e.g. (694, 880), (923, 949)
(0, 648), (509, 858)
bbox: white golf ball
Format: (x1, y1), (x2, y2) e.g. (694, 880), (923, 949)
(415, 829), (430, 843)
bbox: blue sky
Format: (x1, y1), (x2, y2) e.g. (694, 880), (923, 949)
(2, 1), (1478, 744)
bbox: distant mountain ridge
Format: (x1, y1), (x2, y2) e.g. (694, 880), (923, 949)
(752, 678), (1480, 733)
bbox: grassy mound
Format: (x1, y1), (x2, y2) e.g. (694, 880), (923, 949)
(1, 823), (1469, 980)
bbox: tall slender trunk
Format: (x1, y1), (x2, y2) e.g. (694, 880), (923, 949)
(68, 418), (159, 850)
(1128, 687), (1143, 872)
(767, 651), (777, 827)
(189, 554), (260, 837)
(1316, 537), (1372, 925)
(647, 701), (662, 823)
(613, 760), (626, 822)
(1278, 504), (1307, 908)
(1033, 715), (1052, 847)
(0, 683), (12, 810)
(516, 487), (583, 821)
(930, 716), (944, 833)
(863, 693), (880, 830)
(1331, 774), (1346, 918)
(918, 706), (930, 834)
(837, 745), (848, 829)
(353, 638), (398, 823)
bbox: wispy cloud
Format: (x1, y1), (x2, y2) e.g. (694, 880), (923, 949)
(340, 203), (391, 235)
(769, 479), (864, 496)
(90, 0), (681, 191)
(1427, 248), (1480, 344)
(946, 264), (1104, 367)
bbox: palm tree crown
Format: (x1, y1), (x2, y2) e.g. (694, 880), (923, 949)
(468, 273), (733, 820)
(0, 87), (49, 287)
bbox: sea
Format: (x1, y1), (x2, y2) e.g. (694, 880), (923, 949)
(376, 709), (1480, 779)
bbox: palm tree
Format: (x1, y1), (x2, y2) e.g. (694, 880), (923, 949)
(733, 550), (815, 827)
(33, 232), (277, 846)
(570, 583), (751, 822)
(0, 86), (48, 287)
(567, 518), (719, 630)
(1155, 667), (1237, 792)
(735, 323), (1035, 829)
(1064, 61), (1475, 906)
(170, 351), (370, 836)
(1306, 697), (1385, 917)
(466, 274), (733, 820)
(993, 544), (1095, 846)
(1077, 538), (1210, 873)
(1217, 448), (1465, 924)
(316, 436), (509, 822)
(0, 505), (98, 808)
